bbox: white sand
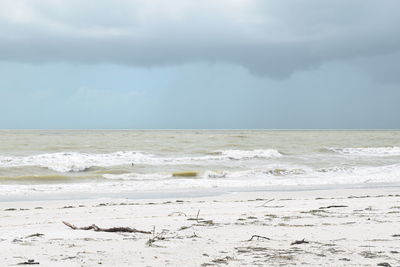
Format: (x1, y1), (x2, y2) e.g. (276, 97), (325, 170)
(1, 187), (400, 266)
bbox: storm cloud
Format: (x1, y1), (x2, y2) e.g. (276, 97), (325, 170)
(1, 0), (400, 78)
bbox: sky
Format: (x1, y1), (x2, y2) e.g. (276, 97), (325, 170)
(0, 0), (399, 129)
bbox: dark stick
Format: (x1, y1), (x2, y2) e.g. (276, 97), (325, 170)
(247, 235), (271, 241)
(291, 238), (309, 245)
(17, 259), (39, 265)
(319, 205), (348, 209)
(62, 221), (151, 234)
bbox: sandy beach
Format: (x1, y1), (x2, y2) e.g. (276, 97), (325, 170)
(1, 187), (399, 266)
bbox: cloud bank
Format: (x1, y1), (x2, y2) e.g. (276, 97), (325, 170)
(1, 0), (400, 78)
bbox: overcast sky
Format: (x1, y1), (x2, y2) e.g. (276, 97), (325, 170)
(0, 0), (399, 129)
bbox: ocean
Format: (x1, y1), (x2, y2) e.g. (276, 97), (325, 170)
(0, 130), (399, 200)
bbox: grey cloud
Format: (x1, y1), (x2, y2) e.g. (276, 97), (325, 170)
(1, 0), (400, 78)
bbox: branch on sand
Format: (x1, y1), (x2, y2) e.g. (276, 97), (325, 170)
(187, 209), (202, 222)
(168, 211), (187, 217)
(257, 199), (275, 207)
(62, 221), (151, 234)
(146, 227), (168, 247)
(319, 205), (348, 209)
(247, 235), (271, 241)
(291, 238), (309, 245)
(25, 233), (44, 238)
(17, 259), (39, 265)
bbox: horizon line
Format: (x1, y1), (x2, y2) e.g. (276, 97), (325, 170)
(0, 128), (399, 131)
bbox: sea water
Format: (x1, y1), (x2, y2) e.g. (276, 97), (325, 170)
(0, 130), (399, 199)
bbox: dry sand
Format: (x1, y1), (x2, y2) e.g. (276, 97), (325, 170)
(1, 187), (400, 266)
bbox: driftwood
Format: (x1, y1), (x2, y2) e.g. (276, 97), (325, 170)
(319, 205), (348, 209)
(168, 211), (187, 217)
(17, 259), (39, 265)
(257, 199), (275, 207)
(291, 238), (309, 245)
(187, 210), (202, 222)
(62, 221), (151, 234)
(146, 235), (165, 246)
(247, 235), (271, 241)
(25, 233), (44, 238)
(377, 263), (392, 267)
(211, 256), (234, 264)
(146, 228), (168, 247)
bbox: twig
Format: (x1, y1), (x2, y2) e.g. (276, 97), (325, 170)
(17, 259), (39, 265)
(168, 211), (187, 217)
(247, 235), (271, 241)
(291, 238), (309, 245)
(25, 233), (44, 238)
(257, 199), (275, 207)
(62, 221), (151, 234)
(146, 229), (167, 247)
(187, 210), (203, 221)
(319, 205), (348, 209)
(211, 256), (234, 264)
(188, 232), (199, 238)
(377, 262), (392, 267)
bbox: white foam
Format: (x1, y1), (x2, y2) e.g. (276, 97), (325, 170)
(0, 151), (156, 172)
(214, 149), (282, 160)
(203, 170), (227, 179)
(101, 163), (400, 185)
(1, 163), (400, 196)
(328, 147), (400, 157)
(160, 149), (282, 164)
(103, 173), (171, 181)
(0, 149), (282, 173)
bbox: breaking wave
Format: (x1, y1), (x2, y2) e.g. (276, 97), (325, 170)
(100, 163), (400, 185)
(0, 151), (154, 173)
(326, 146), (400, 157)
(210, 149), (282, 160)
(3, 163), (399, 196)
(0, 149), (282, 173)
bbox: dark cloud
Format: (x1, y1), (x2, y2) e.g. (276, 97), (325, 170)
(1, 0), (400, 79)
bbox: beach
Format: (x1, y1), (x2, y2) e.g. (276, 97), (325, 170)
(1, 130), (400, 266)
(1, 186), (399, 266)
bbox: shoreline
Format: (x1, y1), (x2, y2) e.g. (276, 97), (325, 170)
(1, 186), (399, 266)
(1, 182), (400, 202)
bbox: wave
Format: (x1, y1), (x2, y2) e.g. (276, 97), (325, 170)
(104, 163), (400, 184)
(0, 151), (154, 173)
(2, 163), (397, 188)
(0, 151), (160, 172)
(0, 149), (282, 173)
(0, 175), (73, 181)
(103, 173), (171, 181)
(213, 149), (282, 160)
(3, 163), (400, 196)
(101, 164), (391, 181)
(100, 167), (308, 181)
(326, 146), (400, 157)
